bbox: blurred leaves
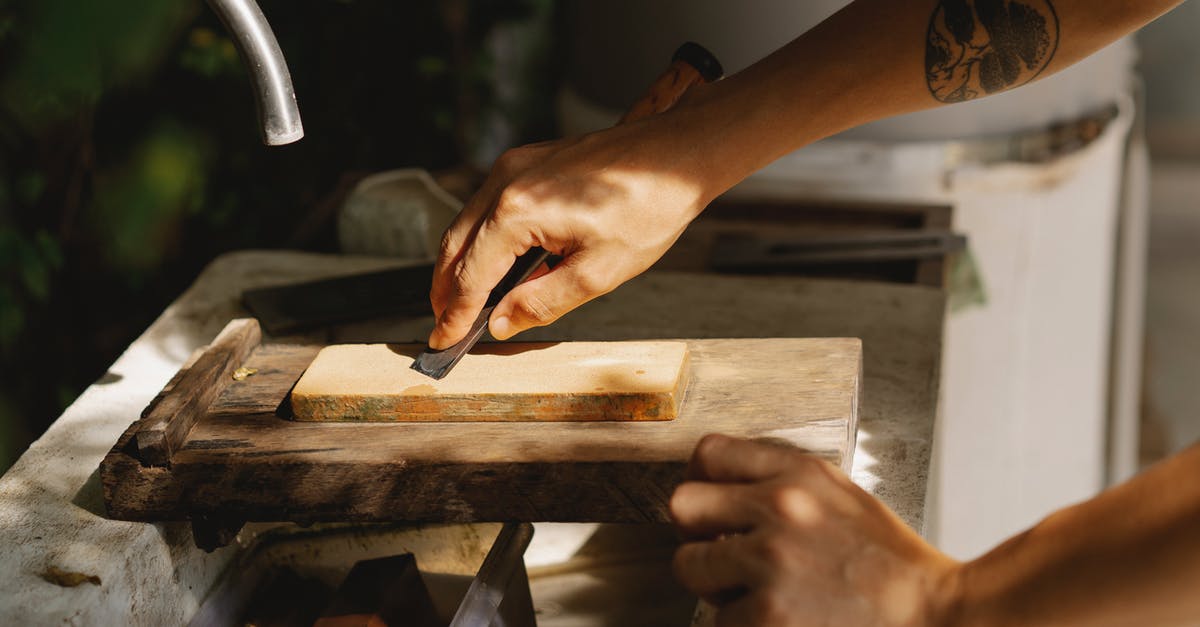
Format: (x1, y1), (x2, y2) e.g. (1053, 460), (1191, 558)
(0, 393), (19, 473)
(90, 122), (210, 273)
(0, 0), (560, 476)
(0, 0), (196, 130)
(416, 55), (450, 78)
(0, 229), (63, 347)
(179, 28), (241, 79)
(0, 285), (23, 351)
(0, 0), (220, 474)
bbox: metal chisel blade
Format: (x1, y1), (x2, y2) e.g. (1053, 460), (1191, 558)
(409, 306), (493, 380)
(410, 248), (552, 380)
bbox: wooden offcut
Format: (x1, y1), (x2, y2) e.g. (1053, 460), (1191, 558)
(290, 341), (690, 422)
(133, 318), (261, 466)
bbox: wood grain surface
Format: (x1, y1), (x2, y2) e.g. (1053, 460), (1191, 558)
(290, 341), (690, 422)
(132, 318), (261, 466)
(102, 330), (861, 524)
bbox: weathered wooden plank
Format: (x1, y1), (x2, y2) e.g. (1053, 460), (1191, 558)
(102, 338), (860, 523)
(290, 342), (691, 422)
(209, 342), (322, 417)
(132, 318), (262, 466)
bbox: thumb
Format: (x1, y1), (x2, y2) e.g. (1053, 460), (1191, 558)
(488, 259), (608, 340)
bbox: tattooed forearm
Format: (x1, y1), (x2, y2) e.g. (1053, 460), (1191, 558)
(925, 0), (1060, 103)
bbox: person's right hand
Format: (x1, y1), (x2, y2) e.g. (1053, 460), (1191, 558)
(428, 108), (725, 349)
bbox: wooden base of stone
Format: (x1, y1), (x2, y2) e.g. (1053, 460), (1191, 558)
(100, 319), (861, 548)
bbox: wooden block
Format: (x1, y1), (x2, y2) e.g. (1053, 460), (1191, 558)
(290, 341), (690, 422)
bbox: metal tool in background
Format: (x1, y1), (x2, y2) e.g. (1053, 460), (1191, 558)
(242, 264), (434, 336)
(187, 523), (536, 626)
(709, 230), (968, 273)
(449, 523), (536, 627)
(411, 41), (725, 380)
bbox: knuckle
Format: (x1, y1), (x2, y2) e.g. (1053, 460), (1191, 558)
(436, 303), (470, 328)
(494, 184), (532, 220)
(688, 434), (726, 478)
(493, 148), (524, 174)
(758, 480), (825, 523)
(570, 266), (614, 299)
(766, 485), (801, 517)
(762, 483), (821, 526)
(451, 263), (480, 298)
(668, 482), (697, 521)
(695, 434), (727, 459)
(514, 292), (557, 325)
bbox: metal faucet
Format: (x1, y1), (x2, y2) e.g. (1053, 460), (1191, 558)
(207, 0), (304, 145)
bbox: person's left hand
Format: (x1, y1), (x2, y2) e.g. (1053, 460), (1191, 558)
(670, 434), (962, 627)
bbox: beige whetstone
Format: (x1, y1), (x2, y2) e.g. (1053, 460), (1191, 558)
(290, 341), (691, 422)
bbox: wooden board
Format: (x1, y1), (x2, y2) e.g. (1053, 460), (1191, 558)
(101, 319), (861, 526)
(291, 342), (690, 422)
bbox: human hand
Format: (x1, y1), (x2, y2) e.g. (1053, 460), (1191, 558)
(427, 110), (721, 349)
(670, 434), (962, 627)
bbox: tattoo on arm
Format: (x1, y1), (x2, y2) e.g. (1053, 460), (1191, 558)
(925, 0), (1060, 103)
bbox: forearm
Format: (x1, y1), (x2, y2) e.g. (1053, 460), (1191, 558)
(949, 442), (1200, 626)
(425, 0), (1185, 348)
(674, 0), (1182, 200)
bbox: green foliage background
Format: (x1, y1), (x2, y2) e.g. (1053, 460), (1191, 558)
(0, 0), (556, 471)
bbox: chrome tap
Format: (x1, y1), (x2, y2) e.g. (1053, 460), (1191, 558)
(207, 0), (303, 145)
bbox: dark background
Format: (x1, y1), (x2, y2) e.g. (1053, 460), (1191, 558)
(0, 0), (557, 471)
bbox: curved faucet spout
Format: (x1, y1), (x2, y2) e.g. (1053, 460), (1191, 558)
(207, 0), (304, 145)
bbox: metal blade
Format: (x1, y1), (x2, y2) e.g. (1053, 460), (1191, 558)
(410, 248), (552, 380)
(409, 307), (493, 380)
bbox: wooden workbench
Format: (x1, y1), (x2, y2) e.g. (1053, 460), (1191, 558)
(0, 250), (943, 625)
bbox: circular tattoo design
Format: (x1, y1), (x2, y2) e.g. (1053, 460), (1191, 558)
(925, 0), (1060, 103)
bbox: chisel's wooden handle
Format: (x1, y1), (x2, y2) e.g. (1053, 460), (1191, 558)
(621, 41), (724, 124)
